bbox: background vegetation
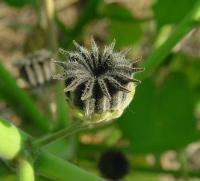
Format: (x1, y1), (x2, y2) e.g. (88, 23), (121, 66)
(0, 0), (200, 180)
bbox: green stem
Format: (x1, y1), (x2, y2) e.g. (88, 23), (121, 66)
(42, 0), (58, 51)
(138, 0), (200, 80)
(32, 120), (87, 149)
(0, 63), (49, 133)
(33, 119), (114, 150)
(17, 158), (35, 181)
(41, 0), (69, 129)
(4, 117), (200, 180)
(54, 82), (68, 129)
(153, 25), (173, 48)
(0, 117), (104, 181)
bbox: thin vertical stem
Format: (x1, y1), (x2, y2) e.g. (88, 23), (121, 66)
(41, 0), (68, 129)
(42, 0), (58, 51)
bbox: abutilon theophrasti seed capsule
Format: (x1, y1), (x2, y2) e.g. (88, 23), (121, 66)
(16, 49), (55, 87)
(53, 38), (144, 123)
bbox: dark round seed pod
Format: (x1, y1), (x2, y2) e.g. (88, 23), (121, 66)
(98, 150), (130, 180)
(16, 49), (55, 87)
(53, 38), (143, 123)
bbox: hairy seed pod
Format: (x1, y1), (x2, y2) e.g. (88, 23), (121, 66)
(16, 49), (55, 87)
(53, 38), (144, 123)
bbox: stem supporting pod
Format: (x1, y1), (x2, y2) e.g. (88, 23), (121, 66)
(0, 117), (104, 181)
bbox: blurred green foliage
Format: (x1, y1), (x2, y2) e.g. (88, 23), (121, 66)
(1, 0), (200, 180)
(109, 21), (142, 47)
(153, 0), (198, 28)
(118, 72), (198, 153)
(4, 0), (34, 7)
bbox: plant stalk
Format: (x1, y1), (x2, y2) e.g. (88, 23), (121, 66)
(42, 0), (58, 51)
(138, 0), (200, 80)
(32, 118), (114, 150)
(32, 120), (87, 149)
(42, 0), (69, 129)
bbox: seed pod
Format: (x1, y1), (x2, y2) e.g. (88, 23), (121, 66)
(98, 150), (130, 180)
(53, 38), (144, 123)
(16, 49), (55, 88)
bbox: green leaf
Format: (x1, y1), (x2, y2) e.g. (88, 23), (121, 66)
(152, 0), (197, 28)
(118, 72), (198, 153)
(109, 20), (142, 48)
(35, 152), (105, 181)
(4, 0), (34, 7)
(170, 54), (200, 88)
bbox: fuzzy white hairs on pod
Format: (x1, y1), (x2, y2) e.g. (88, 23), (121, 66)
(53, 38), (144, 123)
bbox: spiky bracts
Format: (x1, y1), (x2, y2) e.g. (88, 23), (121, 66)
(53, 39), (143, 123)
